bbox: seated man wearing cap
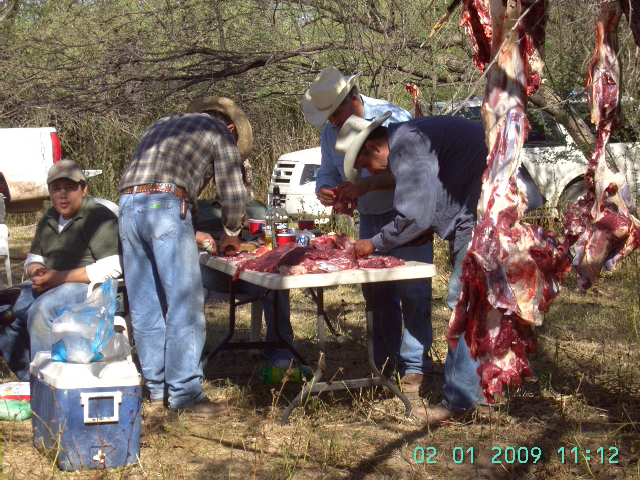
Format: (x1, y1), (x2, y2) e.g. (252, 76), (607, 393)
(303, 66), (435, 394)
(118, 97), (249, 416)
(336, 113), (545, 423)
(0, 160), (121, 380)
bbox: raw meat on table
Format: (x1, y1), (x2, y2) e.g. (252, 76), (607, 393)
(226, 232), (404, 279)
(311, 232), (356, 255)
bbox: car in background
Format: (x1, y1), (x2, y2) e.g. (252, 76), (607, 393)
(440, 98), (640, 211)
(268, 147), (332, 221)
(270, 99), (640, 219)
(0, 127), (101, 223)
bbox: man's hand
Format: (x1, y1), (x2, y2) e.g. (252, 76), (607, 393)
(220, 234), (241, 256)
(354, 239), (375, 258)
(317, 186), (337, 207)
(30, 268), (64, 294)
(195, 231), (218, 255)
(336, 180), (369, 199)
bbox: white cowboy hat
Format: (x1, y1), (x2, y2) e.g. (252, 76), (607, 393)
(302, 67), (361, 127)
(185, 96), (253, 160)
(335, 112), (392, 185)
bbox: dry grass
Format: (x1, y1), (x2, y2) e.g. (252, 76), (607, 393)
(1, 227), (639, 479)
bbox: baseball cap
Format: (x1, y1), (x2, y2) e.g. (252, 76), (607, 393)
(47, 159), (86, 184)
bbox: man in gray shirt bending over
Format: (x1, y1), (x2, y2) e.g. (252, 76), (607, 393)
(336, 113), (544, 422)
(305, 66), (434, 394)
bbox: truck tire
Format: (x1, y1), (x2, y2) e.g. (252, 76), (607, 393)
(0, 195), (5, 224)
(558, 179), (587, 214)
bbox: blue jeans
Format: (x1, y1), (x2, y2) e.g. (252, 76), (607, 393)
(442, 243), (483, 412)
(360, 213), (434, 376)
(0, 281), (89, 380)
(119, 192), (205, 410)
(199, 264), (294, 365)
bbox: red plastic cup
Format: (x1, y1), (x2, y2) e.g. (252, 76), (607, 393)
(297, 220), (315, 231)
(249, 219), (265, 235)
(276, 233), (297, 246)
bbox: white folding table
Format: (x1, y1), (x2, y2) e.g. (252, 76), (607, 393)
(199, 254), (436, 424)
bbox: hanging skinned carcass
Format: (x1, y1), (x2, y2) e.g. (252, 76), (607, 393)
(563, 0), (640, 291)
(447, 0), (573, 403)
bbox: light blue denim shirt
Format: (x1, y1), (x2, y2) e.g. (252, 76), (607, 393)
(314, 95), (413, 216)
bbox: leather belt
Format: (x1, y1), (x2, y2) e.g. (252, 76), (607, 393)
(121, 183), (188, 198)
(121, 183), (191, 219)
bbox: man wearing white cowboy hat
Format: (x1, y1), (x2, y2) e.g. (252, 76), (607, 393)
(118, 96), (251, 416)
(336, 112), (544, 422)
(303, 66), (435, 395)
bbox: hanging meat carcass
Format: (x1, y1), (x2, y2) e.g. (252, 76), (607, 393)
(447, 0), (573, 402)
(563, 0), (640, 291)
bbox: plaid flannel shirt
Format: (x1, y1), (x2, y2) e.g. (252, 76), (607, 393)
(120, 113), (247, 236)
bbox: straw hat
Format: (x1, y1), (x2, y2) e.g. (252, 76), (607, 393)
(335, 112), (391, 185)
(185, 96), (253, 160)
(302, 67), (361, 127)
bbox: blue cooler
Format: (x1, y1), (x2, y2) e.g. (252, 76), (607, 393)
(30, 352), (142, 471)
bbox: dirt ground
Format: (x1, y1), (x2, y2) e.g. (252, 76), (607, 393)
(1, 225), (639, 479)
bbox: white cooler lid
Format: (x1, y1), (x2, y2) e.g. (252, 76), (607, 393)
(30, 352), (141, 389)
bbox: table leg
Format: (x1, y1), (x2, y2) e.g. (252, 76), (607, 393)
(280, 284), (413, 425)
(202, 279), (239, 367)
(272, 289), (308, 365)
(306, 288), (339, 337)
(203, 285), (308, 367)
(363, 284), (412, 416)
(281, 287), (327, 425)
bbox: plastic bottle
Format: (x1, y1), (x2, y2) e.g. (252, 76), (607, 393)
(258, 365), (314, 384)
(263, 186), (289, 249)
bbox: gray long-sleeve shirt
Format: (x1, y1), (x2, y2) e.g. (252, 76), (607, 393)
(371, 116), (543, 254)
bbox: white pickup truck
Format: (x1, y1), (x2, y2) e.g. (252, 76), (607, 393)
(0, 127), (101, 222)
(270, 103), (640, 220)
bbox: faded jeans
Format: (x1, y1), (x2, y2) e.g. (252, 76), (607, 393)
(442, 243), (483, 412)
(119, 191), (205, 410)
(199, 264), (294, 366)
(0, 281), (89, 380)
(360, 212), (434, 376)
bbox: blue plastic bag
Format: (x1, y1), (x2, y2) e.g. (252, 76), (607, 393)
(50, 280), (127, 363)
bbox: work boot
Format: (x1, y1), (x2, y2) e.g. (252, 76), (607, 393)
(170, 397), (228, 418)
(412, 402), (492, 424)
(400, 373), (424, 395)
(143, 399), (166, 418)
(401, 372), (442, 396)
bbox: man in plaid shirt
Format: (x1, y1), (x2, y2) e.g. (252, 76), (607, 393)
(118, 97), (250, 416)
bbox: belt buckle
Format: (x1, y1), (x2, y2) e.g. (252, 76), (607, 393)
(157, 183), (175, 194)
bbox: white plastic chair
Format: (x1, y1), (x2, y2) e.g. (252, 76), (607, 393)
(0, 224), (12, 288)
(93, 198), (119, 216)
